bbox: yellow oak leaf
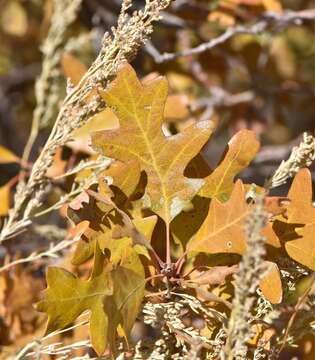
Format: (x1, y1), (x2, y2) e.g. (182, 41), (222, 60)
(37, 266), (113, 355)
(92, 63), (214, 223)
(199, 129), (260, 202)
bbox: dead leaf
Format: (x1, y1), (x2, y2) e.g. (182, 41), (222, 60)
(260, 261), (283, 304)
(46, 147), (67, 178)
(61, 53), (87, 86)
(164, 94), (190, 121)
(282, 169), (315, 270)
(188, 180), (279, 254)
(0, 181), (11, 217)
(188, 180), (248, 255)
(189, 265), (238, 285)
(103, 160), (141, 198)
(1, 1), (28, 37)
(37, 265), (113, 355)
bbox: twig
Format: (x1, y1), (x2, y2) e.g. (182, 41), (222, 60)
(15, 318), (89, 359)
(277, 273), (315, 356)
(146, 9), (315, 63)
(0, 237), (78, 273)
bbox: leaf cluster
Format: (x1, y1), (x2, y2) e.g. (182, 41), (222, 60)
(37, 64), (315, 357)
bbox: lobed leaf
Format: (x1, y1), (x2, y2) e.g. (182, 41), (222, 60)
(92, 63), (214, 224)
(283, 169), (315, 270)
(199, 129), (260, 201)
(37, 266), (113, 355)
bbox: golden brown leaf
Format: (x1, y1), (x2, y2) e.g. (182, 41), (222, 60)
(0, 181), (11, 217)
(199, 129), (260, 201)
(188, 180), (279, 254)
(92, 63), (214, 223)
(260, 261), (283, 304)
(283, 169), (315, 270)
(61, 53), (87, 86)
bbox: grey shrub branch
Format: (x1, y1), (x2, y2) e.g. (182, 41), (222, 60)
(224, 198), (267, 360)
(146, 9), (315, 63)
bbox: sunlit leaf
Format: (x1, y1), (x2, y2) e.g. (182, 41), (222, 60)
(61, 53), (87, 86)
(199, 130), (260, 202)
(188, 180), (279, 254)
(260, 261), (283, 304)
(0, 181), (11, 217)
(92, 63), (214, 223)
(103, 160), (141, 198)
(37, 266), (113, 355)
(0, 145), (20, 164)
(1, 1), (27, 37)
(283, 169), (315, 270)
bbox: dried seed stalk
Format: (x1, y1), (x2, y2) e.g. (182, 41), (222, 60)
(270, 132), (315, 189)
(224, 198), (267, 360)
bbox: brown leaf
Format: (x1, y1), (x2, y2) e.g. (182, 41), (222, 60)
(37, 265), (113, 355)
(61, 53), (87, 86)
(264, 196), (289, 217)
(103, 160), (141, 198)
(282, 169), (315, 270)
(188, 180), (279, 254)
(164, 94), (190, 121)
(46, 147), (67, 178)
(189, 265), (238, 286)
(0, 181), (11, 217)
(188, 180), (248, 255)
(260, 261), (283, 304)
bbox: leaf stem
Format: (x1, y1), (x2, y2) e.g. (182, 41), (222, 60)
(166, 221), (171, 265)
(175, 250), (188, 275)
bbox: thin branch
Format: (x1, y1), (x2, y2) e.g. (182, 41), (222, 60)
(0, 236), (78, 273)
(146, 9), (315, 63)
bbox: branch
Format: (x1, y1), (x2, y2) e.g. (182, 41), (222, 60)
(146, 9), (315, 63)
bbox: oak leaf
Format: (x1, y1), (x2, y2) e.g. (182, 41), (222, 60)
(103, 160), (141, 198)
(283, 169), (315, 270)
(92, 63), (214, 223)
(199, 129), (260, 201)
(188, 180), (249, 255)
(37, 266), (113, 355)
(61, 53), (87, 86)
(188, 180), (280, 254)
(38, 243), (145, 356)
(259, 261), (283, 304)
